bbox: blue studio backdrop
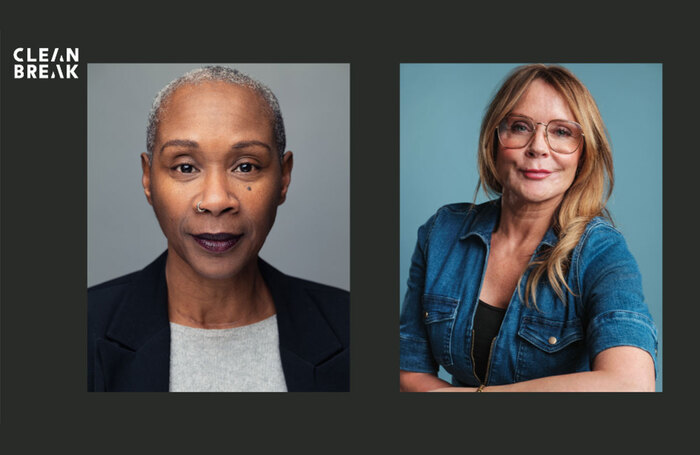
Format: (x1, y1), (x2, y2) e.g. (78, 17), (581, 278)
(399, 63), (663, 391)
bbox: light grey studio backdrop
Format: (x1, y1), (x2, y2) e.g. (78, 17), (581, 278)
(88, 64), (349, 291)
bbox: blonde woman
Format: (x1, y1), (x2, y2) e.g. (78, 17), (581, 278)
(399, 64), (657, 392)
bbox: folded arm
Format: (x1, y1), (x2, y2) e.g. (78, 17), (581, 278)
(411, 346), (655, 392)
(400, 370), (452, 392)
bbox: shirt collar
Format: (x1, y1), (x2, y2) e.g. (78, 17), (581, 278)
(459, 198), (558, 248)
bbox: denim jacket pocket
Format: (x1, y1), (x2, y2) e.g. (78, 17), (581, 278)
(422, 294), (459, 367)
(515, 315), (586, 382)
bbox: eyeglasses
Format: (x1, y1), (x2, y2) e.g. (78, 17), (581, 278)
(497, 114), (584, 155)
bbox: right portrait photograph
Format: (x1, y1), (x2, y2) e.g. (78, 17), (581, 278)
(399, 63), (662, 392)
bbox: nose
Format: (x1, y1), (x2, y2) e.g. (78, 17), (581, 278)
(197, 170), (239, 216)
(526, 123), (551, 157)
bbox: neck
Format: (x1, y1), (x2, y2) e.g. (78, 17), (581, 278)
(165, 253), (275, 329)
(496, 192), (560, 245)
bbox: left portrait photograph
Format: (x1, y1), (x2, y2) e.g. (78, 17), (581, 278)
(87, 64), (350, 392)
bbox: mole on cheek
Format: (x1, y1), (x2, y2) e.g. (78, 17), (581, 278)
(247, 186), (252, 191)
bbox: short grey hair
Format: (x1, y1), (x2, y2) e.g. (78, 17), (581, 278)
(146, 65), (286, 160)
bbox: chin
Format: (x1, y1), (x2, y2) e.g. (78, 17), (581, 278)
(190, 261), (250, 281)
(506, 189), (561, 206)
(180, 246), (259, 281)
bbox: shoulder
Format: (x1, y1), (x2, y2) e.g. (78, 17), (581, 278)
(282, 274), (349, 331)
(259, 259), (349, 338)
(574, 216), (642, 291)
(88, 270), (140, 303)
(575, 217), (632, 262)
(88, 252), (167, 329)
(88, 269), (140, 324)
(581, 216), (623, 240)
(293, 275), (350, 304)
(284, 273), (349, 312)
(430, 200), (497, 224)
(429, 202), (478, 224)
(418, 200), (498, 243)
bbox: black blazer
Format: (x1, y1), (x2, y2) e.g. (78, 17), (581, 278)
(88, 252), (349, 392)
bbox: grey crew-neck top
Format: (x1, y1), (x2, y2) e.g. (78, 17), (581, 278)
(169, 314), (287, 392)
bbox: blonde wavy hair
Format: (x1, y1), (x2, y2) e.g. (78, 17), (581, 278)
(477, 64), (614, 308)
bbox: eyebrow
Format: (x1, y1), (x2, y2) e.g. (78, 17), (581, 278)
(159, 139), (272, 153)
(508, 113), (577, 123)
(231, 140), (272, 152)
(160, 139), (199, 153)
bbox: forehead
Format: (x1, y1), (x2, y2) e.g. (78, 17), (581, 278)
(511, 79), (575, 121)
(156, 81), (274, 138)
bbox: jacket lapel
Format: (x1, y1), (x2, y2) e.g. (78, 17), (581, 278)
(259, 259), (344, 392)
(96, 252), (171, 392)
(96, 253), (343, 392)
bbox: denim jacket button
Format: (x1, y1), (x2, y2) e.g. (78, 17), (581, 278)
(424, 311), (429, 319)
(548, 336), (558, 345)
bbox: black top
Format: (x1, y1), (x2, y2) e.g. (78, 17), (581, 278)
(472, 300), (506, 384)
(88, 251), (350, 392)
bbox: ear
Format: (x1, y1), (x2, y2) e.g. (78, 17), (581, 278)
(140, 153), (154, 206)
(278, 151), (293, 205)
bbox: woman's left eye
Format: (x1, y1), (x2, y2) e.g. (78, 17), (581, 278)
(176, 164), (196, 173)
(235, 163), (258, 173)
(553, 127), (572, 137)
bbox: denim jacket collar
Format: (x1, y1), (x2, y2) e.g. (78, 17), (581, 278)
(458, 198), (558, 249)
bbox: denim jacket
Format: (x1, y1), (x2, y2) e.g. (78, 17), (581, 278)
(399, 200), (657, 386)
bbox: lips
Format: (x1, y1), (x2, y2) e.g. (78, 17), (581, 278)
(522, 169), (552, 180)
(192, 233), (242, 253)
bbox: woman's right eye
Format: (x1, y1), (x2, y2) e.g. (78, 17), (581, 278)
(510, 121), (532, 133)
